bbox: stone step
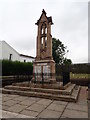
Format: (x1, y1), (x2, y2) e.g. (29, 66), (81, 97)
(2, 85), (81, 102)
(4, 84), (76, 95)
(12, 82), (71, 90)
(71, 85), (81, 102)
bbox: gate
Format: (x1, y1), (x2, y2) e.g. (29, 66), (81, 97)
(56, 64), (70, 86)
(62, 65), (70, 86)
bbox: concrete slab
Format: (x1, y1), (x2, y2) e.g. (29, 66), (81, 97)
(2, 96), (12, 102)
(76, 86), (88, 106)
(47, 103), (65, 112)
(78, 87), (87, 100)
(38, 109), (61, 118)
(53, 100), (68, 106)
(36, 99), (52, 106)
(3, 99), (19, 107)
(62, 109), (88, 118)
(77, 99), (88, 106)
(2, 110), (18, 118)
(7, 104), (28, 113)
(60, 116), (69, 118)
(15, 114), (32, 118)
(2, 105), (10, 111)
(13, 96), (28, 102)
(66, 103), (88, 112)
(7, 94), (20, 98)
(19, 99), (35, 106)
(26, 103), (46, 113)
(27, 97), (41, 102)
(2, 110), (32, 118)
(20, 109), (39, 117)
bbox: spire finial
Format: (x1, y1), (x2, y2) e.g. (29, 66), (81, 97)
(42, 9), (46, 15)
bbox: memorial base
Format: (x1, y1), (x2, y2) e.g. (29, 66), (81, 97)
(32, 59), (56, 84)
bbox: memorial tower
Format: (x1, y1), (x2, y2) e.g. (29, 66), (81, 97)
(32, 9), (56, 83)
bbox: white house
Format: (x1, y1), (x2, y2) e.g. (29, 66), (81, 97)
(20, 54), (35, 62)
(0, 41), (35, 62)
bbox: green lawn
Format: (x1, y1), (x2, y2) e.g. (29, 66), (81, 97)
(1, 73), (90, 79)
(70, 73), (90, 79)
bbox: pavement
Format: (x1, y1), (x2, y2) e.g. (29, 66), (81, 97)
(0, 86), (89, 119)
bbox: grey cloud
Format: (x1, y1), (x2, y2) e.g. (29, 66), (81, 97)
(0, 1), (88, 63)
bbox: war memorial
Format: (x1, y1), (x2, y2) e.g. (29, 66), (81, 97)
(2, 10), (81, 103)
(1, 9), (89, 119)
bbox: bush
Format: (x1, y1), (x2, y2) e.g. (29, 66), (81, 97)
(55, 63), (90, 75)
(2, 60), (33, 76)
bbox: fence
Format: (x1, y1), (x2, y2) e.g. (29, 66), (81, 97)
(56, 64), (70, 86)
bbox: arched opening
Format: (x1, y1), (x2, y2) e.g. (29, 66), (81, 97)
(41, 37), (44, 48)
(41, 37), (44, 44)
(41, 28), (44, 34)
(41, 23), (47, 35)
(45, 28), (47, 34)
(45, 37), (47, 47)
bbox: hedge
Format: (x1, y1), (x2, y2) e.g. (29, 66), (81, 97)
(70, 64), (90, 74)
(56, 63), (90, 74)
(2, 60), (33, 76)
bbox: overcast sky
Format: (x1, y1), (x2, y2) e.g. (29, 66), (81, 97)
(0, 0), (89, 63)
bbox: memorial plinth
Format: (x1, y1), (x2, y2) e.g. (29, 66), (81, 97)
(33, 60), (56, 83)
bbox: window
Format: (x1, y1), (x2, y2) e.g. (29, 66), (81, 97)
(24, 60), (26, 62)
(9, 54), (12, 61)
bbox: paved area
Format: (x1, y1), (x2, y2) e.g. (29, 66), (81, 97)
(0, 86), (88, 118)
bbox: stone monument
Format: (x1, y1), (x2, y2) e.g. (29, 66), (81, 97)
(3, 9), (81, 102)
(32, 9), (56, 83)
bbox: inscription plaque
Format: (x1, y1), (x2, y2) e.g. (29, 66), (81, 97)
(35, 66), (41, 80)
(43, 65), (50, 79)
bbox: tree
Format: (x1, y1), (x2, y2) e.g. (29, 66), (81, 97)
(52, 38), (72, 64)
(63, 58), (72, 65)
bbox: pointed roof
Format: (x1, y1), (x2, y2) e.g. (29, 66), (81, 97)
(42, 9), (46, 15)
(35, 9), (53, 25)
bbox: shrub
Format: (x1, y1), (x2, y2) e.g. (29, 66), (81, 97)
(2, 60), (33, 76)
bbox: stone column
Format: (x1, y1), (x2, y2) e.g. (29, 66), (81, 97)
(47, 23), (52, 58)
(36, 25), (41, 59)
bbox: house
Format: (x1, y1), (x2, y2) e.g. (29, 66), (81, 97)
(0, 41), (35, 62)
(20, 54), (35, 62)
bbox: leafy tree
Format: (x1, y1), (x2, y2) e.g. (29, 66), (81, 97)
(63, 58), (72, 65)
(52, 38), (72, 64)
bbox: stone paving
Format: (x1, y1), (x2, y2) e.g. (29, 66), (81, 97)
(0, 86), (89, 118)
